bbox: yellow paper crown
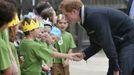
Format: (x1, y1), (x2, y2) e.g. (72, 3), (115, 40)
(8, 13), (20, 27)
(22, 19), (39, 32)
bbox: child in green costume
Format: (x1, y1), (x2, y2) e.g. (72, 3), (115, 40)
(8, 13), (21, 75)
(0, 0), (17, 75)
(40, 20), (61, 75)
(52, 14), (76, 75)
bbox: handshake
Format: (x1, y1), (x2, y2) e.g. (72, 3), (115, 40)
(66, 51), (86, 61)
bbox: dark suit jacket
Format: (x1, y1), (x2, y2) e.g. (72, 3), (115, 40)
(81, 7), (134, 71)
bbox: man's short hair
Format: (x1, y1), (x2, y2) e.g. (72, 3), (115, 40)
(0, 0), (16, 28)
(59, 0), (83, 12)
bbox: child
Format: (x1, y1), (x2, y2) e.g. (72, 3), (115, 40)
(19, 18), (79, 75)
(52, 14), (76, 75)
(8, 14), (20, 75)
(39, 20), (53, 75)
(22, 14), (52, 75)
(0, 1), (17, 75)
(0, 0), (15, 31)
(41, 26), (61, 75)
(40, 20), (61, 75)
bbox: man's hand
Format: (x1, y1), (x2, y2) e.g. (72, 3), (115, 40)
(113, 71), (119, 75)
(67, 53), (82, 60)
(73, 51), (86, 61)
(66, 52), (85, 61)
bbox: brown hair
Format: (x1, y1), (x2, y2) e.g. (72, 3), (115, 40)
(0, 0), (16, 28)
(40, 7), (54, 20)
(35, 2), (51, 15)
(59, 0), (83, 12)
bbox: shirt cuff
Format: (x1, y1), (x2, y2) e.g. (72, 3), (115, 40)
(82, 50), (89, 60)
(110, 59), (120, 71)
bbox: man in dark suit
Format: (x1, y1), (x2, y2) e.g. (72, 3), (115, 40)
(59, 0), (134, 75)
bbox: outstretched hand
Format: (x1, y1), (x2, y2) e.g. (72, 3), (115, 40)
(67, 52), (85, 61)
(73, 52), (85, 61)
(66, 53), (81, 60)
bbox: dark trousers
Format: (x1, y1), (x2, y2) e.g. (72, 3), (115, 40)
(107, 44), (134, 75)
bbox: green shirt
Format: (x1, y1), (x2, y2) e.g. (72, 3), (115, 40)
(0, 29), (9, 45)
(54, 31), (76, 64)
(0, 37), (11, 71)
(10, 42), (20, 69)
(0, 29), (11, 72)
(45, 43), (53, 66)
(34, 39), (53, 66)
(19, 39), (53, 75)
(34, 38), (42, 44)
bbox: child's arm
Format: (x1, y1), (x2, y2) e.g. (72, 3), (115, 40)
(52, 47), (57, 52)
(52, 51), (80, 60)
(63, 49), (72, 67)
(68, 49), (73, 54)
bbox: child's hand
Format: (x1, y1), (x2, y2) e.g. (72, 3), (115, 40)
(42, 64), (50, 72)
(53, 47), (57, 52)
(11, 61), (19, 75)
(19, 56), (24, 64)
(63, 59), (69, 67)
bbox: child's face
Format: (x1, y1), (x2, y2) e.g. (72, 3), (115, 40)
(45, 34), (58, 45)
(40, 31), (50, 41)
(57, 19), (68, 32)
(32, 28), (41, 38)
(9, 25), (18, 42)
(36, 28), (44, 39)
(50, 35), (58, 44)
(44, 26), (51, 34)
(36, 28), (42, 38)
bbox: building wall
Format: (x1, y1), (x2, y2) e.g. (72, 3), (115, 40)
(83, 0), (127, 9)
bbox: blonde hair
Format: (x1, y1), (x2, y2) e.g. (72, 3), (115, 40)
(59, 0), (83, 12)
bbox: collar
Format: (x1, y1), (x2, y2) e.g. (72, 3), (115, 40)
(80, 5), (85, 25)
